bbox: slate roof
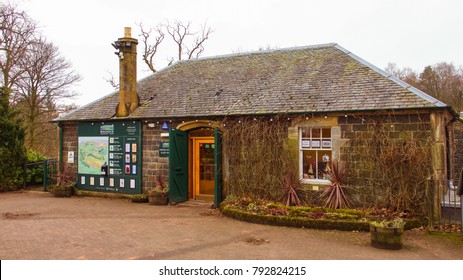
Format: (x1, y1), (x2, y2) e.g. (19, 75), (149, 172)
(56, 43), (448, 122)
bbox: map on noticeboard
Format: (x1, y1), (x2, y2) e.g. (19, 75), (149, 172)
(78, 136), (109, 175)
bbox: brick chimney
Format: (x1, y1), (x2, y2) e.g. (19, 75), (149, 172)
(113, 27), (139, 117)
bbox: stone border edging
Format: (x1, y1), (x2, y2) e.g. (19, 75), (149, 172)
(220, 205), (423, 232)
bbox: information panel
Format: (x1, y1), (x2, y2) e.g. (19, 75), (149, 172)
(77, 122), (142, 194)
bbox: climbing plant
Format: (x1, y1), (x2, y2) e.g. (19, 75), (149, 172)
(221, 116), (297, 202)
(342, 114), (432, 215)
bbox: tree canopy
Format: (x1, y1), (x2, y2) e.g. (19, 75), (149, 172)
(386, 62), (463, 112)
(1, 2), (80, 156)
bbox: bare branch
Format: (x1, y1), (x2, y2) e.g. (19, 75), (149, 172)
(0, 2), (38, 95)
(166, 20), (193, 61)
(103, 70), (119, 89)
(138, 22), (164, 73)
(14, 37), (81, 149)
(137, 19), (213, 73)
(186, 22), (213, 59)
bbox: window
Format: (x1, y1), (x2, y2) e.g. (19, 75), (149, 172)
(300, 127), (332, 181)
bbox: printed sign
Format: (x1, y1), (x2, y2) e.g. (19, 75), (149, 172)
(159, 141), (169, 157)
(78, 122), (141, 194)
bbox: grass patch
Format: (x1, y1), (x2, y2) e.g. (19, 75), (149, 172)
(427, 231), (463, 246)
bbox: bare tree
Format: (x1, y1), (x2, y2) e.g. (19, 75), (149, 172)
(385, 63), (419, 88)
(14, 38), (81, 151)
(138, 22), (164, 73)
(139, 20), (212, 73)
(103, 70), (119, 90)
(386, 62), (463, 111)
(0, 2), (37, 98)
(106, 20), (212, 88)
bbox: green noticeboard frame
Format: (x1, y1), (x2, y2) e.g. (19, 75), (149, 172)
(159, 141), (169, 157)
(77, 121), (142, 194)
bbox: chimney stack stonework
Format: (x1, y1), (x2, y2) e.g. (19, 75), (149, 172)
(115, 27), (139, 117)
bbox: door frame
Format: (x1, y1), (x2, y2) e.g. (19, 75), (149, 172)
(174, 120), (223, 206)
(191, 137), (215, 201)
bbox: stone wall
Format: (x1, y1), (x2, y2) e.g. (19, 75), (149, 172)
(141, 121), (171, 192)
(335, 112), (437, 213)
(58, 111), (456, 208)
(60, 122), (78, 182)
(338, 113), (432, 188)
(453, 121), (463, 183)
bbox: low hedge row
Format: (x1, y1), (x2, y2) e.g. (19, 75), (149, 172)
(220, 205), (424, 232)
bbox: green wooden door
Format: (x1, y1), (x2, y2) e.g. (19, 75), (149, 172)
(169, 129), (188, 203)
(214, 127), (223, 208)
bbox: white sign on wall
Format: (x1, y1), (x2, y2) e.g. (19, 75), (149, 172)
(68, 151), (74, 163)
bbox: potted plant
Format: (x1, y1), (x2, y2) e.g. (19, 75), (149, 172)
(147, 175), (168, 205)
(370, 218), (405, 250)
(52, 169), (74, 197)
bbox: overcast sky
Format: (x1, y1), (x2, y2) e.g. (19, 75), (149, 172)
(19, 0), (463, 106)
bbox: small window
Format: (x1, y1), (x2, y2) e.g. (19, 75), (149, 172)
(300, 127), (332, 181)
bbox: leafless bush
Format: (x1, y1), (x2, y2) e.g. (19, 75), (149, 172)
(222, 116), (295, 202)
(346, 115), (432, 215)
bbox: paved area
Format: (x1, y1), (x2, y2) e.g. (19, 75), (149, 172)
(0, 189), (462, 260)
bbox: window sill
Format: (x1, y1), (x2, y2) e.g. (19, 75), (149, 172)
(301, 179), (331, 185)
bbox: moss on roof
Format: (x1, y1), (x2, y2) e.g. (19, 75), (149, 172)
(57, 43), (448, 122)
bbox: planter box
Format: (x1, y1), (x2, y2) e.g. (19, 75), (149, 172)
(148, 193), (168, 205)
(370, 224), (404, 250)
(53, 186), (72, 198)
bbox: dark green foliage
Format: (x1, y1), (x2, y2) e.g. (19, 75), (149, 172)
(0, 87), (26, 190)
(23, 149), (47, 186)
(131, 194), (148, 203)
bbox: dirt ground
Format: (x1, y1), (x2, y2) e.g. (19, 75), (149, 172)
(0, 189), (462, 260)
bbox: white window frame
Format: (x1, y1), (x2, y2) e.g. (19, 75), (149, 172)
(299, 127), (332, 185)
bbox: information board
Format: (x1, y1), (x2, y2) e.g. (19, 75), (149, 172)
(159, 141), (169, 157)
(77, 122), (142, 194)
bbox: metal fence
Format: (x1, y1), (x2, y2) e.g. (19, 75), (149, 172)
(23, 158), (58, 191)
(428, 179), (462, 232)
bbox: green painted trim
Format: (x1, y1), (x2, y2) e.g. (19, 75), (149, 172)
(57, 122), (63, 173)
(43, 160), (48, 192)
(214, 127), (223, 208)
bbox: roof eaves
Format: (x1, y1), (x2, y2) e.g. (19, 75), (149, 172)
(333, 44), (448, 108)
(53, 90), (119, 122)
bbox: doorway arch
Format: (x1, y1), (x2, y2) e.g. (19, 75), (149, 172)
(176, 120), (221, 131)
(169, 120), (223, 207)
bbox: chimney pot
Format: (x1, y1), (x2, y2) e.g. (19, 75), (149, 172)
(115, 27), (139, 117)
(124, 27), (132, 38)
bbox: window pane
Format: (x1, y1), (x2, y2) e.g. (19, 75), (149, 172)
(318, 151), (332, 180)
(302, 150), (332, 180)
(301, 128), (310, 138)
(302, 150), (317, 179)
(322, 128), (331, 138)
(300, 127), (332, 181)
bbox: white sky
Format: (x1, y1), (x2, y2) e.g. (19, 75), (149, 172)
(19, 0), (463, 106)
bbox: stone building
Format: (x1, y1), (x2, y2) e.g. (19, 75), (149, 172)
(55, 28), (459, 217)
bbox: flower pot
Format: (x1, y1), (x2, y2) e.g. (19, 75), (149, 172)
(148, 192), (168, 205)
(370, 224), (404, 250)
(53, 186), (72, 197)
